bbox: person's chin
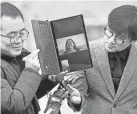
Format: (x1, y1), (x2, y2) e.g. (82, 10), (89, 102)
(11, 49), (22, 56)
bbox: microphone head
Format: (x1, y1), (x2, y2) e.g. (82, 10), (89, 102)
(55, 71), (68, 82)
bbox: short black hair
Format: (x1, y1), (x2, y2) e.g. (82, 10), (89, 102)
(108, 5), (137, 41)
(1, 2), (24, 21)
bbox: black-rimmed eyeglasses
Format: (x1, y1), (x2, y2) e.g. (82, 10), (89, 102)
(1, 28), (29, 43)
(104, 27), (126, 44)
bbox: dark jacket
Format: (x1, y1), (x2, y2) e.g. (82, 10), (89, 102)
(1, 48), (55, 114)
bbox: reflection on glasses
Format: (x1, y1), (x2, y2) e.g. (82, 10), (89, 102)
(1, 28), (29, 43)
(104, 27), (126, 44)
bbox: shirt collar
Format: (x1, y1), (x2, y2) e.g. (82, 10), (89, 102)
(108, 45), (131, 60)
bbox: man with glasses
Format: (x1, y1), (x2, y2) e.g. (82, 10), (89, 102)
(1, 2), (61, 114)
(1, 2), (81, 114)
(68, 5), (137, 114)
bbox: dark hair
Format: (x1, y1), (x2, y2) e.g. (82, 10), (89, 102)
(1, 2), (24, 21)
(108, 5), (137, 41)
(65, 39), (77, 52)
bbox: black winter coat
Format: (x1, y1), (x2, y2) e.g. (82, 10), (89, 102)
(1, 49), (55, 114)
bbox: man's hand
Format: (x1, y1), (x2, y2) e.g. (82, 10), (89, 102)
(67, 84), (81, 105)
(23, 49), (40, 72)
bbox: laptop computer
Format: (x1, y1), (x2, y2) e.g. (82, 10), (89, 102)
(31, 15), (92, 75)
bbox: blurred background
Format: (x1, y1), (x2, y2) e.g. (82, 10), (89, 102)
(2, 0), (137, 114)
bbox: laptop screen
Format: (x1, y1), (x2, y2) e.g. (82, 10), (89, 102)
(51, 15), (92, 72)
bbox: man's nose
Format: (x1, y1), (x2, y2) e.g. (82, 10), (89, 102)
(14, 36), (22, 43)
(109, 35), (116, 45)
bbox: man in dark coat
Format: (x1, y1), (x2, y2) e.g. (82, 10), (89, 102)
(0, 2), (56, 114)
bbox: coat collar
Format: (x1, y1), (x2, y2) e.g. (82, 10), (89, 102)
(108, 45), (131, 60)
(94, 39), (137, 99)
(114, 42), (137, 101)
(1, 48), (30, 62)
(94, 40), (115, 98)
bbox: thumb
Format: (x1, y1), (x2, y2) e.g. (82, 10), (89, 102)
(28, 49), (40, 58)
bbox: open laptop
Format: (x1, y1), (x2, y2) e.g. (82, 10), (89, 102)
(31, 15), (92, 75)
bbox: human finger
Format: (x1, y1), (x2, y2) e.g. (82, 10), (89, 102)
(28, 49), (40, 59)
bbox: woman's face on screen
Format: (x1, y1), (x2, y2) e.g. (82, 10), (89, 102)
(66, 39), (75, 49)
